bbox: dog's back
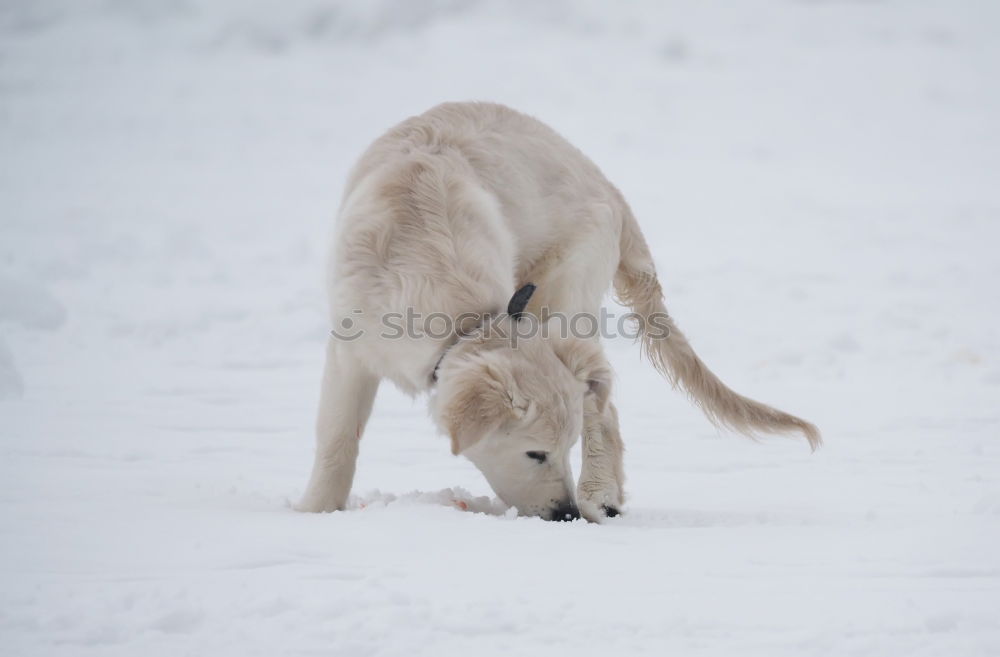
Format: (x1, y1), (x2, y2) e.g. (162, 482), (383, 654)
(328, 103), (626, 391)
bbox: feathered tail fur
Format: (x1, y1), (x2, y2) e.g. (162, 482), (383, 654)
(614, 207), (821, 450)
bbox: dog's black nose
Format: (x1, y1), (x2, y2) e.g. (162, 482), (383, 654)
(549, 502), (580, 522)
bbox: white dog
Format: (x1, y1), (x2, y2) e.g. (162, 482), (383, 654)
(298, 102), (819, 522)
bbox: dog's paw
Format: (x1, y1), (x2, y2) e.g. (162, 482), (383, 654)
(294, 489), (346, 513)
(294, 499), (336, 513)
(578, 493), (624, 523)
(600, 504), (621, 518)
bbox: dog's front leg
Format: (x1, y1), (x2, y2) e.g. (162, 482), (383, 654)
(297, 340), (380, 513)
(577, 399), (625, 522)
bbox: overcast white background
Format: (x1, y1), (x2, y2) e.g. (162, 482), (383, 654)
(2, 1), (999, 655)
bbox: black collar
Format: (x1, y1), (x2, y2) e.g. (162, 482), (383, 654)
(431, 340), (456, 383)
(429, 283), (536, 385)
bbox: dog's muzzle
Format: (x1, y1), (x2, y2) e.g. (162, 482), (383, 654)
(549, 501), (580, 522)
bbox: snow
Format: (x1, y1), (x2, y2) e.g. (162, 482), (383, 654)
(2, 1), (999, 655)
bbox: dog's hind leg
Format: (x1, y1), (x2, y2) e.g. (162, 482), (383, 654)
(297, 340), (380, 513)
(577, 399), (625, 522)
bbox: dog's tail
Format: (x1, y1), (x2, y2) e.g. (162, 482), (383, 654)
(613, 204), (821, 450)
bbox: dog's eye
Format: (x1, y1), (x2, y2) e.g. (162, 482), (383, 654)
(525, 451), (547, 463)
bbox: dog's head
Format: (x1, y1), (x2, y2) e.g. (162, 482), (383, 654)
(431, 318), (611, 521)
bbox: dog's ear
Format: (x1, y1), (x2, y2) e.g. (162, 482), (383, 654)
(552, 337), (612, 412)
(439, 356), (528, 455)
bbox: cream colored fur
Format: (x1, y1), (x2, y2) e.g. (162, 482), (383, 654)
(298, 102), (819, 522)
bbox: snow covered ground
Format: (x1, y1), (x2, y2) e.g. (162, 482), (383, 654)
(2, 1), (999, 655)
